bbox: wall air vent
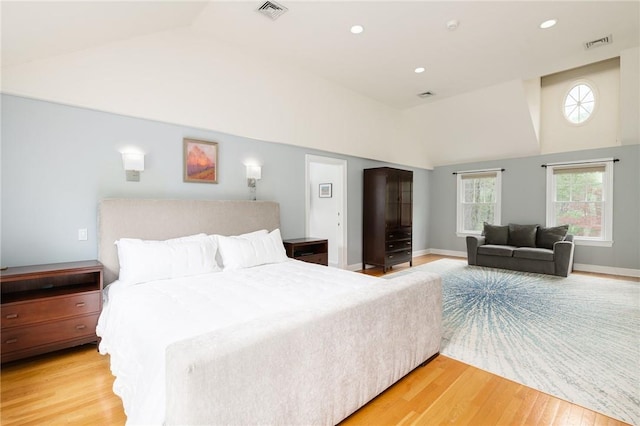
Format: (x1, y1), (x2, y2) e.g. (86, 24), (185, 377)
(584, 34), (613, 50)
(256, 1), (288, 20)
(417, 91), (436, 98)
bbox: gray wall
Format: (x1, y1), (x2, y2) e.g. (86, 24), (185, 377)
(4, 94), (635, 271)
(1, 94), (430, 268)
(429, 145), (640, 269)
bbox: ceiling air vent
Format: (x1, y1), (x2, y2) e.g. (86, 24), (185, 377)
(584, 34), (613, 50)
(417, 91), (436, 98)
(256, 1), (288, 20)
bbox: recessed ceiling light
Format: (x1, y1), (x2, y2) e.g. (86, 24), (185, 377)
(539, 19), (557, 29)
(350, 25), (364, 34)
(415, 67), (425, 74)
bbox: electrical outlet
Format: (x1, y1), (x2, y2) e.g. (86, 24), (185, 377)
(78, 228), (88, 241)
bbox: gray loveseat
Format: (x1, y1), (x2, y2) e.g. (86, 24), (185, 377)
(466, 223), (575, 277)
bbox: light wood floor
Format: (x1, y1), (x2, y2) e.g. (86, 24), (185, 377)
(1, 255), (632, 425)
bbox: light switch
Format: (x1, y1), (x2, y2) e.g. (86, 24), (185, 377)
(78, 228), (88, 241)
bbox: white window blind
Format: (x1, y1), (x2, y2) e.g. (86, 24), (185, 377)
(456, 169), (502, 235)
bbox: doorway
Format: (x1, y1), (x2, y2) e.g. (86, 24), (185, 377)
(305, 155), (347, 269)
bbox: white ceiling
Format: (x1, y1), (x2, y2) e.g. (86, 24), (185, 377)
(2, 0), (639, 110)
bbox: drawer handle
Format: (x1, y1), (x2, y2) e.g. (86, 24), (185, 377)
(75, 324), (86, 330)
(389, 234), (394, 238)
(5, 338), (18, 344)
(389, 255), (394, 259)
(406, 242), (412, 246)
(389, 244), (394, 248)
(5, 313), (18, 319)
(75, 302), (86, 308)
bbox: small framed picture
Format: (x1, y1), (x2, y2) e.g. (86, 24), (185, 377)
(319, 183), (332, 198)
(184, 138), (218, 184)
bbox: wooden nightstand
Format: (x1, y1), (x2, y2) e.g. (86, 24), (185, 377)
(0, 260), (103, 363)
(283, 238), (328, 266)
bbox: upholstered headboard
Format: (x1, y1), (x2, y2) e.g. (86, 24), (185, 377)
(98, 199), (280, 284)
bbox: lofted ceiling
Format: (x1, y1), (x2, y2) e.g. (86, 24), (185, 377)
(2, 1), (639, 110)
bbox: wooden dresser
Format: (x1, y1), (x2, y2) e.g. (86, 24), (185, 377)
(1, 260), (103, 363)
(363, 167), (413, 272)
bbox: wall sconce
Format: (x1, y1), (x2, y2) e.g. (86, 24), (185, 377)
(246, 165), (262, 200)
(122, 152), (145, 182)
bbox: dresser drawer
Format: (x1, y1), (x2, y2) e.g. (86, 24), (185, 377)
(1, 291), (101, 329)
(386, 240), (412, 252)
(386, 230), (412, 242)
(296, 253), (328, 266)
(386, 250), (412, 265)
(1, 313), (99, 355)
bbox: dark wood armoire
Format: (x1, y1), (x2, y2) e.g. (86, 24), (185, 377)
(362, 167), (413, 272)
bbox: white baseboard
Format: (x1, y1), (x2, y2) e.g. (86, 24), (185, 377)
(346, 263), (362, 272)
(349, 249), (640, 278)
(573, 263), (640, 278)
(426, 248), (467, 258)
(346, 249), (463, 271)
(424, 248), (640, 278)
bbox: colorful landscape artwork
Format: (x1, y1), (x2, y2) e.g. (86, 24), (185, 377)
(184, 138), (218, 183)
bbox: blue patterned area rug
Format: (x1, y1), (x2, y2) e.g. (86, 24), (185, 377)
(385, 258), (640, 424)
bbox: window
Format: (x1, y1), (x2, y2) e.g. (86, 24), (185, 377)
(546, 159), (613, 246)
(456, 169), (502, 235)
(563, 81), (596, 124)
(540, 58), (618, 153)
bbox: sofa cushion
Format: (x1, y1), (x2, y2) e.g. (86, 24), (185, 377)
(536, 225), (569, 249)
(478, 245), (516, 257)
(482, 222), (509, 245)
(508, 224), (538, 247)
(513, 247), (554, 262)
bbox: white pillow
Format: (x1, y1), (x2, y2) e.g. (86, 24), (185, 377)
(116, 233), (220, 285)
(217, 229), (288, 270)
(236, 229), (269, 239)
(211, 229), (269, 267)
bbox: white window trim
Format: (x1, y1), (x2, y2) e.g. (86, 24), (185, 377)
(456, 168), (502, 237)
(545, 158), (614, 247)
(562, 79), (599, 126)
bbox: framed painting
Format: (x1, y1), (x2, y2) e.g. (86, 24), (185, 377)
(319, 183), (332, 198)
(184, 138), (218, 184)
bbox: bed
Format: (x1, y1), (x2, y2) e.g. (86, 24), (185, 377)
(97, 198), (442, 425)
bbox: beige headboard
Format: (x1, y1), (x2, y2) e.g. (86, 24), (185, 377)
(98, 199), (281, 285)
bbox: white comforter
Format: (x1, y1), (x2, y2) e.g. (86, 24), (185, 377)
(97, 260), (381, 425)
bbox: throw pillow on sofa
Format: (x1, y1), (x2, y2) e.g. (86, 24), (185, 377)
(482, 222), (509, 245)
(536, 225), (569, 249)
(508, 224), (539, 247)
